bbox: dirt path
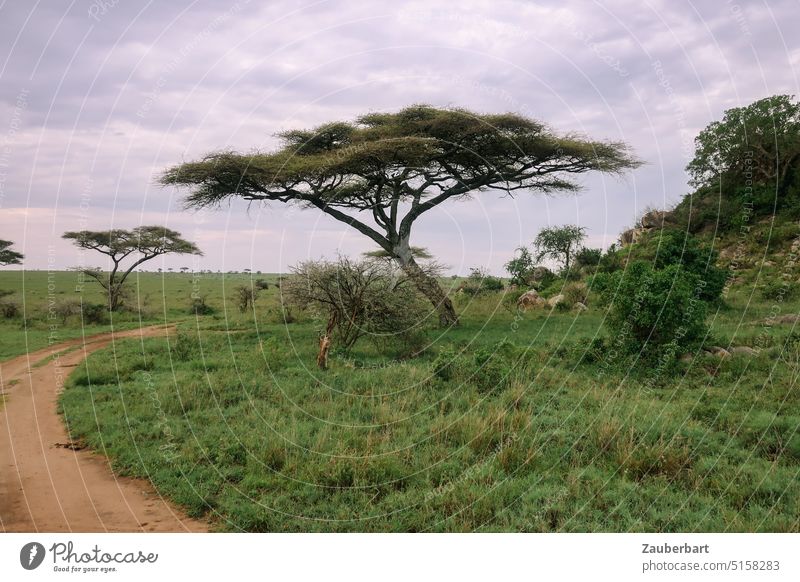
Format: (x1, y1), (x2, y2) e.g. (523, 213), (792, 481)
(0, 326), (208, 532)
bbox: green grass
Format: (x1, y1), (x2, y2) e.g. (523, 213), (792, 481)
(50, 283), (800, 532)
(0, 270), (280, 359)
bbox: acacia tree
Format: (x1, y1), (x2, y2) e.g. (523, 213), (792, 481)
(533, 224), (586, 273)
(63, 226), (202, 311)
(687, 94), (800, 193)
(0, 239), (23, 266)
(505, 247), (536, 286)
(161, 105), (640, 325)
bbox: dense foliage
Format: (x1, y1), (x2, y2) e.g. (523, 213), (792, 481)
(595, 262), (709, 357)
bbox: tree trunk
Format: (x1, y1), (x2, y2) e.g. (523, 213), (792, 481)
(394, 244), (458, 327)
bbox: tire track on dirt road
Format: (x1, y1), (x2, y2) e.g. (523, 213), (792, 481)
(0, 325), (207, 532)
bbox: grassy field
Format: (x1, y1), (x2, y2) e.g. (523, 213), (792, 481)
(3, 269), (793, 531)
(0, 270), (277, 359)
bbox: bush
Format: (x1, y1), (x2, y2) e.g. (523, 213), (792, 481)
(254, 279), (270, 290)
(760, 279), (797, 301)
(649, 230), (727, 303)
(81, 303), (108, 325)
(432, 346), (458, 381)
(284, 257), (431, 352)
(529, 266), (556, 290)
(598, 244), (624, 273)
(54, 300), (82, 323)
(563, 282), (589, 307)
(0, 298), (20, 319)
(188, 295), (215, 315)
(575, 247), (602, 268)
(597, 261), (708, 358)
(461, 267), (504, 296)
(232, 285), (259, 313)
(171, 332), (200, 362)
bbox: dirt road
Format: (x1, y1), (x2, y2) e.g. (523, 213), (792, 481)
(0, 326), (207, 532)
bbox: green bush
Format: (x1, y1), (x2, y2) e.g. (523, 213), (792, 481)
(81, 303), (108, 325)
(0, 298), (20, 319)
(188, 295), (215, 315)
(650, 231), (728, 303)
(461, 268), (504, 296)
(760, 279), (797, 301)
(562, 281), (589, 307)
(432, 346), (459, 381)
(597, 261), (708, 357)
(470, 341), (519, 392)
(575, 247), (602, 268)
(171, 332), (201, 362)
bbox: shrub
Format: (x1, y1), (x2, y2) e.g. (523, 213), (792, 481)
(529, 266), (556, 290)
(649, 230), (727, 303)
(470, 340), (520, 392)
(284, 256), (430, 352)
(432, 346), (459, 381)
(461, 267), (504, 296)
(232, 285), (259, 313)
(81, 303), (108, 325)
(597, 261), (708, 357)
(0, 298), (20, 319)
(188, 295), (215, 315)
(171, 332), (200, 362)
(254, 279), (270, 290)
(598, 244), (624, 273)
(575, 247), (602, 268)
(54, 299), (82, 323)
(563, 282), (589, 307)
(761, 279), (797, 301)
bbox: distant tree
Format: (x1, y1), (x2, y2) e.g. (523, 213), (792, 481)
(461, 267), (504, 296)
(0, 239), (23, 266)
(687, 94), (800, 195)
(63, 226), (202, 311)
(180, 266), (189, 273)
(232, 284), (258, 313)
(504, 247), (536, 286)
(533, 225), (587, 273)
(161, 105), (640, 326)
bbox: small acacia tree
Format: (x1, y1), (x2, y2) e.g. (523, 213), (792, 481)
(504, 247), (536, 286)
(0, 239), (23, 266)
(63, 226), (202, 311)
(161, 105), (640, 326)
(283, 256), (430, 367)
(533, 224), (587, 273)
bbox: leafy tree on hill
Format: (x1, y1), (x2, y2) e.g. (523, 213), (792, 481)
(161, 105), (641, 326)
(687, 95), (800, 210)
(63, 226), (202, 311)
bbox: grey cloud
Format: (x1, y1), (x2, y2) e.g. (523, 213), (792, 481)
(1, 0), (798, 272)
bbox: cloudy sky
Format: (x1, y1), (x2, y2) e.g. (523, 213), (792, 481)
(1, 0), (798, 274)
